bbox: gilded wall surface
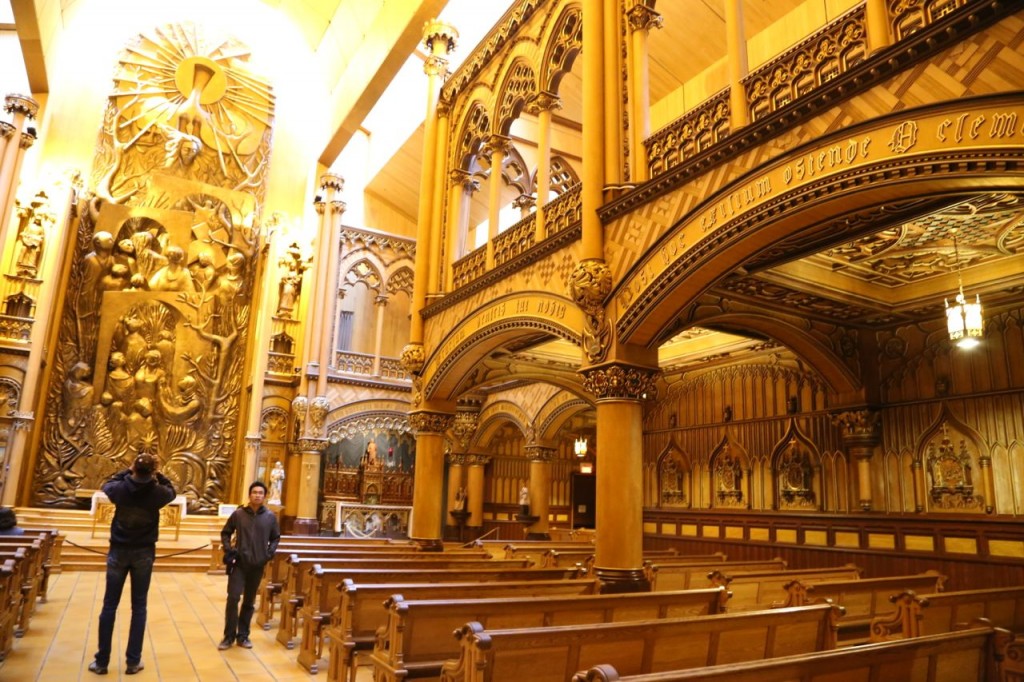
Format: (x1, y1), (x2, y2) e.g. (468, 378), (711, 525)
(31, 24), (274, 510)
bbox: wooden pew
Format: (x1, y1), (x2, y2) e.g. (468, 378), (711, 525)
(0, 528), (62, 596)
(255, 546), (492, 629)
(708, 564), (863, 611)
(646, 558), (786, 591)
(368, 588), (731, 682)
(277, 555), (532, 648)
(779, 571), (947, 643)
(870, 586), (1024, 642)
(576, 624), (1013, 682)
(0, 559), (16, 661)
(545, 551), (725, 572)
(504, 543), (598, 566)
(439, 602), (843, 682)
(324, 579), (602, 681)
(0, 544), (39, 637)
(209, 534), (399, 572)
(280, 564), (582, 649)
(0, 533), (51, 605)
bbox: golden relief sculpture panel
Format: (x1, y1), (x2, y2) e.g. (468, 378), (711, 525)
(31, 23), (273, 511)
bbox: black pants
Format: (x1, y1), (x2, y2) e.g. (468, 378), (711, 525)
(224, 562), (263, 641)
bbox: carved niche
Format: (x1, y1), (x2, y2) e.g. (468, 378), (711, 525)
(31, 23), (274, 511)
(656, 445), (688, 508)
(710, 439), (748, 509)
(921, 421), (984, 512)
(772, 430), (821, 511)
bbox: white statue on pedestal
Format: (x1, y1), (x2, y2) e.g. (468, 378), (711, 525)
(269, 461), (285, 504)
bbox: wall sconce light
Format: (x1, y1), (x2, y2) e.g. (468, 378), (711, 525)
(574, 437), (588, 458)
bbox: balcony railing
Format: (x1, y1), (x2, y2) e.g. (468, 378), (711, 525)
(645, 91), (731, 179)
(332, 350), (410, 382)
(545, 184), (581, 238)
(493, 212), (537, 267)
(452, 245), (487, 290)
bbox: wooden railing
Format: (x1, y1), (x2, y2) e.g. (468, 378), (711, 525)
(545, 183), (581, 238)
(452, 245), (487, 290)
(334, 350), (374, 375)
(645, 91), (731, 179)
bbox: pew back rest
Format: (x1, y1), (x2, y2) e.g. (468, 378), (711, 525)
(455, 602), (842, 682)
(576, 626), (1004, 682)
(803, 571), (946, 619)
(338, 578), (602, 640)
(919, 587), (1024, 636)
(713, 565), (862, 610)
(647, 559), (786, 591)
(381, 588), (731, 670)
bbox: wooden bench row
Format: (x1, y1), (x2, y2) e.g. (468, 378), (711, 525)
(0, 529), (62, 660)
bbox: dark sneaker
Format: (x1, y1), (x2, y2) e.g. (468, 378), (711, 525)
(237, 637), (253, 649)
(88, 661), (108, 675)
(218, 637), (233, 650)
(125, 663), (145, 675)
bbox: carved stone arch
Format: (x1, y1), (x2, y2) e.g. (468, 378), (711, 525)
(537, 396), (592, 443)
(533, 155), (579, 198)
(260, 405), (290, 442)
(655, 440), (690, 508)
(539, 4), (583, 95)
(915, 403), (986, 513)
(421, 294), (585, 402)
(770, 420), (823, 511)
(473, 411), (529, 451)
(494, 58), (537, 137)
(451, 99), (492, 171)
(502, 145), (534, 197)
(683, 311), (859, 398)
(709, 435), (751, 509)
(339, 254), (384, 295)
(385, 264), (414, 298)
(0, 376), (21, 416)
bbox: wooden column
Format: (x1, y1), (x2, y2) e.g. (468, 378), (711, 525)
(833, 410), (881, 512)
(526, 92), (561, 243)
(865, 0), (893, 55)
(409, 411), (454, 550)
(446, 454), (466, 519)
(466, 455), (488, 530)
(626, 1), (662, 183)
(409, 21), (458, 352)
(482, 134), (510, 270)
(371, 295), (387, 376)
(0, 95), (39, 255)
(428, 102), (451, 296)
(525, 445), (554, 540)
(582, 0), (606, 261)
(725, 0), (750, 130)
(582, 362), (659, 593)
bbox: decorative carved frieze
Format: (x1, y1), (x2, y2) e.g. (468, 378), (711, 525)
(294, 436), (328, 453)
(525, 445), (555, 462)
(580, 363), (659, 401)
(568, 259), (612, 364)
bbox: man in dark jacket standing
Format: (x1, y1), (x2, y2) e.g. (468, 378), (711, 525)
(219, 480), (280, 649)
(89, 453), (176, 675)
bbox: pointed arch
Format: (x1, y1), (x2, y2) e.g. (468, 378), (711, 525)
(770, 420), (823, 511)
(494, 58), (537, 136)
(709, 435), (751, 509)
(539, 4), (583, 95)
(655, 440), (690, 508)
(916, 402), (987, 513)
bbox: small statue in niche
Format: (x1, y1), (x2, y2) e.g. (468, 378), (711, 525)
(268, 460), (285, 504)
(13, 211), (47, 278)
(453, 486), (467, 511)
(276, 274), (299, 318)
(519, 486), (530, 516)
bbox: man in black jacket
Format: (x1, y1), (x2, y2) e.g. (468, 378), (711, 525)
(219, 480), (280, 649)
(89, 453), (176, 675)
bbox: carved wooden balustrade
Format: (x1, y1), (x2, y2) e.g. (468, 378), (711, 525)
(334, 350), (374, 375)
(378, 357), (409, 381)
(645, 91), (731, 179)
(493, 212), (537, 267)
(743, 4), (867, 123)
(545, 183), (581, 238)
(644, 0), (993, 179)
(452, 245), (487, 290)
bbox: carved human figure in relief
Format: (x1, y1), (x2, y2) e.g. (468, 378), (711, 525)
(105, 352), (135, 405)
(149, 245), (194, 292)
(362, 441), (381, 471)
(276, 275), (298, 318)
(189, 250), (216, 291)
(134, 349), (167, 405)
(62, 362), (95, 433)
(79, 231), (116, 321)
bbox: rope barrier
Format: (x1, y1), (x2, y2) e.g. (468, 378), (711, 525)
(63, 537), (211, 560)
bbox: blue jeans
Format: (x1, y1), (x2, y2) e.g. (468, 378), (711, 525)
(94, 546), (155, 667)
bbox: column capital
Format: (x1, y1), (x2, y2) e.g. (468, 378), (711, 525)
(465, 454), (491, 467)
(314, 200), (326, 215)
(525, 445), (556, 462)
(447, 452), (469, 466)
(423, 19), (459, 56)
(626, 1), (664, 33)
(831, 409), (882, 447)
(4, 94), (39, 119)
(525, 91), (563, 115)
(580, 362), (659, 401)
(451, 402), (481, 452)
(449, 168), (481, 193)
(292, 436), (328, 453)
(319, 173), (344, 193)
(408, 410), (454, 435)
(19, 131), (36, 149)
(424, 55), (450, 78)
(436, 98), (452, 118)
(374, 293), (389, 307)
(0, 121), (14, 140)
(512, 194), (536, 212)
(330, 199), (347, 215)
(480, 134), (512, 163)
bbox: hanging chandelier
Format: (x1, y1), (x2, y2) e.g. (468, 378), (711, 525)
(574, 436), (588, 458)
(944, 228), (983, 349)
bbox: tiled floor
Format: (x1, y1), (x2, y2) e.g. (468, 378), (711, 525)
(0, 570), (372, 681)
